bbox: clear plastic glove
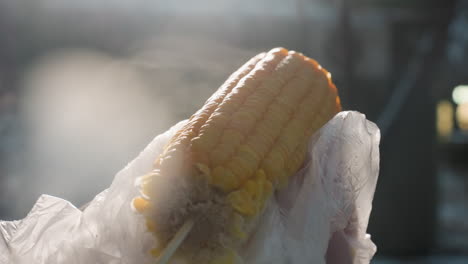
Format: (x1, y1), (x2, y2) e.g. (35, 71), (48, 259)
(0, 111), (380, 264)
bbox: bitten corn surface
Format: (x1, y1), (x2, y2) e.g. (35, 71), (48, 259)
(133, 47), (341, 263)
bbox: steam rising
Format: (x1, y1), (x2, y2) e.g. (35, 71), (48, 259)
(3, 37), (254, 219)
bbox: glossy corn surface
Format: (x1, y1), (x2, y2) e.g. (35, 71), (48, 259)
(133, 47), (341, 263)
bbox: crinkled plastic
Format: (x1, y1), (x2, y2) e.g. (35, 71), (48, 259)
(0, 111), (380, 264)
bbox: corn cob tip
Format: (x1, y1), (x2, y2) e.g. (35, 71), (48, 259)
(269, 47), (288, 54)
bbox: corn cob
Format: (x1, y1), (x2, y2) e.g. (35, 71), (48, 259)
(132, 47), (341, 264)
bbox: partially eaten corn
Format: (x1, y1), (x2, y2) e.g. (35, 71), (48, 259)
(133, 47), (341, 263)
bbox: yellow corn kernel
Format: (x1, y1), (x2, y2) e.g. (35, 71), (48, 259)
(133, 197), (150, 213)
(244, 137), (270, 160)
(237, 145), (261, 169)
(229, 110), (258, 132)
(212, 166), (239, 192)
(210, 144), (236, 167)
(227, 189), (255, 216)
(225, 156), (255, 184)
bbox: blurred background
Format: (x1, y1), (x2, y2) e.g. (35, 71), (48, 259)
(0, 0), (467, 262)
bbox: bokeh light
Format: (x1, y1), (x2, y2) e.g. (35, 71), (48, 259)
(456, 103), (468, 131)
(452, 85), (468, 105)
(436, 100), (454, 139)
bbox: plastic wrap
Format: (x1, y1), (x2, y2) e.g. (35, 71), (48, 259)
(0, 111), (380, 264)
